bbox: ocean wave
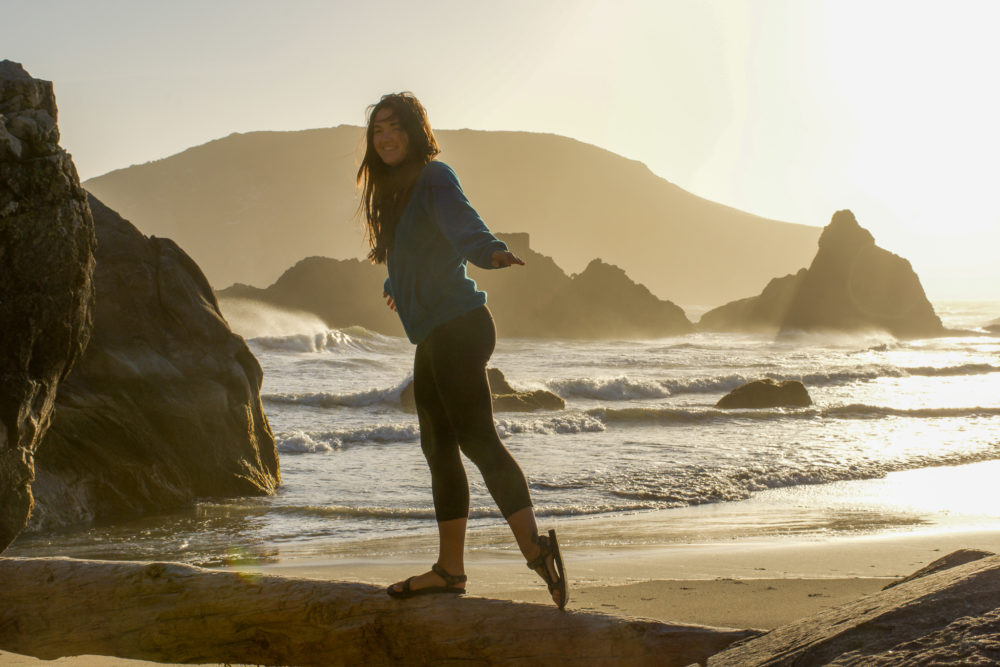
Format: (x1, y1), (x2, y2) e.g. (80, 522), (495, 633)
(265, 501), (659, 521)
(248, 326), (399, 354)
(593, 450), (1000, 507)
(547, 377), (673, 400)
(823, 405), (1000, 419)
(263, 377), (411, 408)
(546, 364), (1000, 402)
(275, 423), (420, 453)
(587, 404), (1000, 426)
(495, 414), (606, 436)
(902, 363), (1000, 377)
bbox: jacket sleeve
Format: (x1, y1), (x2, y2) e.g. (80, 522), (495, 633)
(426, 162), (508, 270)
(383, 276), (392, 298)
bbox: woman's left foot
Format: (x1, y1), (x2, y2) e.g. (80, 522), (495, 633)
(526, 528), (568, 610)
(386, 562), (467, 599)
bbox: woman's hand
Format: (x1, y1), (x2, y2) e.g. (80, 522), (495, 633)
(491, 250), (525, 268)
(383, 289), (396, 312)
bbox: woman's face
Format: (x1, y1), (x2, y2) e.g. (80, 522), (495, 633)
(372, 106), (410, 167)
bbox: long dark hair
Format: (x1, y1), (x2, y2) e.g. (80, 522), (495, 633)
(357, 92), (440, 264)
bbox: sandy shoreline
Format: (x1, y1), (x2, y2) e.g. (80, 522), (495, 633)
(4, 526), (999, 665)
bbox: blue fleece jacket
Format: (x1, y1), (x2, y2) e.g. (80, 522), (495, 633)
(383, 161), (509, 344)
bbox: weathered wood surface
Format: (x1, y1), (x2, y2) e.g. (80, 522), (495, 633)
(709, 550), (1000, 666)
(0, 557), (759, 666)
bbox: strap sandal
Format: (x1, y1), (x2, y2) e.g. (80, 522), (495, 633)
(526, 528), (569, 610)
(386, 562), (467, 599)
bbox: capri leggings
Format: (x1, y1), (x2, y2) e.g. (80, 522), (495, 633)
(413, 305), (533, 522)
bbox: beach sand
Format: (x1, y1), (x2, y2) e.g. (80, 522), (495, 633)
(4, 526), (1000, 665)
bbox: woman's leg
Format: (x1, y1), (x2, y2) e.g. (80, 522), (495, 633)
(388, 340), (468, 594)
(425, 307), (565, 605)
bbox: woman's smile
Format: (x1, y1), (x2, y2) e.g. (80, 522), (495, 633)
(373, 107), (409, 166)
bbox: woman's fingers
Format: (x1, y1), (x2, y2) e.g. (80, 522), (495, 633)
(491, 250), (525, 268)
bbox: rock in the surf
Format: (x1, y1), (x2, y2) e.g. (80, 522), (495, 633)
(399, 367), (565, 413)
(25, 194), (279, 532)
(0, 61), (96, 551)
(779, 209), (943, 338)
(708, 550), (1000, 665)
(715, 379), (812, 409)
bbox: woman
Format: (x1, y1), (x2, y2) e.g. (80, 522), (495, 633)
(358, 92), (567, 609)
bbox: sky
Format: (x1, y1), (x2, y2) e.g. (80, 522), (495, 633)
(4, 0), (999, 300)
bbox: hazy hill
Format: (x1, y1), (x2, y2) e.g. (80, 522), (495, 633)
(84, 126), (821, 306)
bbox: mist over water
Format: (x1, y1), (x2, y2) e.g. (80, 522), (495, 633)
(9, 300), (1000, 565)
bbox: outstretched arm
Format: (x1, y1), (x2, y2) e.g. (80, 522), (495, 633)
(428, 163), (522, 270)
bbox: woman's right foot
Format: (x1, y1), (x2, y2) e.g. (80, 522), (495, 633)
(526, 529), (568, 609)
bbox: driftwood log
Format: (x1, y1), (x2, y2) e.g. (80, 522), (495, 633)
(0, 557), (758, 666)
(709, 550), (1000, 665)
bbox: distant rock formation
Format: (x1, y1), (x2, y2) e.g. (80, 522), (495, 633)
(218, 233), (694, 339)
(221, 256), (400, 336)
(400, 368), (565, 413)
(709, 550), (1000, 665)
(698, 270), (805, 333)
(699, 210), (944, 339)
(0, 62), (96, 551)
(25, 195), (280, 532)
(715, 379), (812, 409)
(780, 210), (943, 338)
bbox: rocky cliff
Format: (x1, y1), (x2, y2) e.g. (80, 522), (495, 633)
(780, 210), (943, 338)
(26, 195), (280, 531)
(0, 62), (96, 550)
(219, 233), (693, 339)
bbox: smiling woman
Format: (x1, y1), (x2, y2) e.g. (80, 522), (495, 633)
(352, 92), (566, 608)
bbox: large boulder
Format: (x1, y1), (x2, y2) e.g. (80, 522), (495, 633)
(698, 269), (805, 333)
(708, 550), (1000, 665)
(779, 210), (943, 338)
(715, 379), (812, 409)
(25, 195), (280, 531)
(0, 62), (96, 551)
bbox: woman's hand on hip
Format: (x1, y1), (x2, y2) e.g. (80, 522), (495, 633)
(383, 289), (396, 312)
(491, 250), (525, 268)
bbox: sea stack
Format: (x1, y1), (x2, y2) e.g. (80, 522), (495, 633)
(0, 61), (97, 550)
(779, 210), (943, 338)
(26, 195), (280, 531)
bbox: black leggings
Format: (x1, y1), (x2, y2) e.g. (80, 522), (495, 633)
(413, 306), (533, 522)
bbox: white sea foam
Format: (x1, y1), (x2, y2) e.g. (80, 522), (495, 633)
(249, 328), (389, 354)
(547, 376), (673, 400)
(275, 431), (337, 454)
(275, 423), (421, 453)
(495, 414), (606, 436)
(587, 404), (1000, 426)
(263, 377), (411, 408)
(218, 298), (328, 339)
